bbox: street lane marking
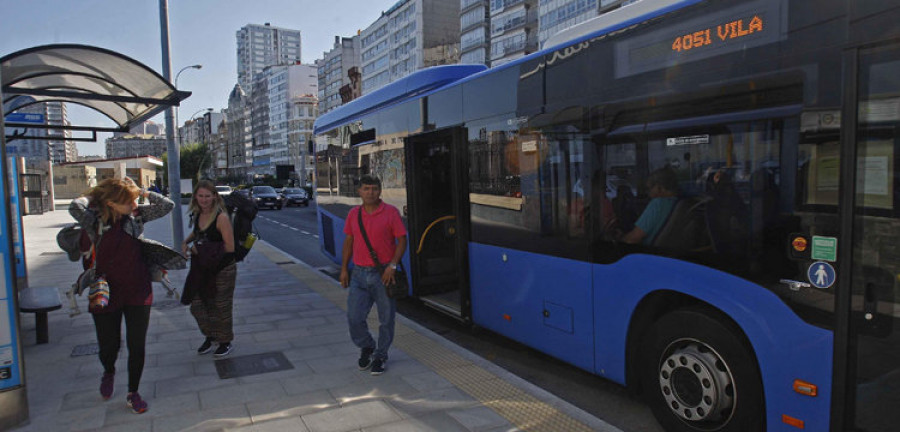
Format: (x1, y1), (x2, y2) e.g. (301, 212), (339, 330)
(301, 231), (310, 235)
(290, 227), (299, 231)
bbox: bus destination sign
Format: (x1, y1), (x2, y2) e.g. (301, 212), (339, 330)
(614, 0), (784, 78)
(671, 15), (764, 53)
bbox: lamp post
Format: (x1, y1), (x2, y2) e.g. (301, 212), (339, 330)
(173, 64), (202, 146)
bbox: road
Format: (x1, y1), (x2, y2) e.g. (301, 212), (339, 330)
(253, 203), (663, 432)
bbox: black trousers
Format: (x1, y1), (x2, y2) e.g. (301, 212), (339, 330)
(92, 305), (152, 393)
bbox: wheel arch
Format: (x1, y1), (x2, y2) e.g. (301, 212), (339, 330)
(624, 290), (764, 400)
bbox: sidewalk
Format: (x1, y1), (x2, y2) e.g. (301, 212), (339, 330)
(13, 208), (622, 432)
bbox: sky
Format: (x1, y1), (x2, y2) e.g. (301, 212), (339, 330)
(0, 0), (399, 155)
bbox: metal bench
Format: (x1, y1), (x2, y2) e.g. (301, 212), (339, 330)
(18, 287), (62, 344)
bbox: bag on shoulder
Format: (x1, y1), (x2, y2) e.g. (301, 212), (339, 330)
(385, 264), (409, 299)
(223, 192), (259, 261)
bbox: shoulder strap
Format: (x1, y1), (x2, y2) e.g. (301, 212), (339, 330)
(357, 206), (383, 269)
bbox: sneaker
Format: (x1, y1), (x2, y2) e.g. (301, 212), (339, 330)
(370, 358), (386, 375)
(358, 347), (374, 370)
(214, 342), (233, 358)
(197, 337), (214, 355)
(100, 372), (115, 400)
(126, 392), (148, 414)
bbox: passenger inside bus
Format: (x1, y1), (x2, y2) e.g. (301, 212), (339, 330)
(621, 166), (679, 245)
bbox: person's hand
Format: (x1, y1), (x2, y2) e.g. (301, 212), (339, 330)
(339, 268), (350, 289)
(181, 241), (190, 258)
(381, 266), (396, 286)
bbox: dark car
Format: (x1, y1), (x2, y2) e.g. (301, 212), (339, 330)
(249, 186), (283, 210)
(281, 188), (309, 207)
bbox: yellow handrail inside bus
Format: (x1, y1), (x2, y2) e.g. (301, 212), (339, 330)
(416, 215), (457, 254)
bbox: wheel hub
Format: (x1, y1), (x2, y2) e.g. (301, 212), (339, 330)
(658, 341), (735, 425)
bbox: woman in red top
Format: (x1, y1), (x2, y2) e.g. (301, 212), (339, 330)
(70, 178), (174, 414)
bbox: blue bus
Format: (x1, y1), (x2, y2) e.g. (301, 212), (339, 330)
(314, 0), (900, 430)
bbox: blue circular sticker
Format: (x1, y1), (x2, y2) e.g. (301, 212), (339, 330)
(807, 261), (836, 289)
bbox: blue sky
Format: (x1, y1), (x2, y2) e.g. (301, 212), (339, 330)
(1, 0), (398, 155)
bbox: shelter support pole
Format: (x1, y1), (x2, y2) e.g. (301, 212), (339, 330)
(159, 0), (184, 246)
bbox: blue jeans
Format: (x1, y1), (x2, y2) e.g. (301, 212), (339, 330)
(347, 266), (396, 360)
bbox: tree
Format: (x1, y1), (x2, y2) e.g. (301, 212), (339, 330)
(178, 142), (210, 181)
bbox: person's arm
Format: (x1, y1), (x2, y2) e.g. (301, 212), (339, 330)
(621, 226), (646, 244)
(181, 223), (196, 256)
(339, 235), (354, 288)
(214, 212), (236, 271)
(217, 211), (235, 253)
(137, 190), (174, 222)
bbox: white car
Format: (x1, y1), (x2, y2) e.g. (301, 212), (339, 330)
(215, 185), (233, 196)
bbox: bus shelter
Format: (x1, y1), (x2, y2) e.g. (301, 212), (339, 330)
(0, 44), (189, 429)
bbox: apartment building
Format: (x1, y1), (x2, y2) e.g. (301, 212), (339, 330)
(317, 36), (361, 114)
(359, 0), (460, 94)
(236, 23), (303, 93)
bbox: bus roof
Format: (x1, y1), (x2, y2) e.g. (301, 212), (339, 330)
(314, 0), (701, 136)
(313, 64), (486, 135)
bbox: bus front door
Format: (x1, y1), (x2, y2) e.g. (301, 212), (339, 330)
(837, 43), (900, 432)
(405, 127), (471, 320)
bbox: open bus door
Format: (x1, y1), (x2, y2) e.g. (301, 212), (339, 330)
(404, 127), (471, 321)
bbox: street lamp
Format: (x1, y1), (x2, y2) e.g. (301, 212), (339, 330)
(173, 64), (202, 145)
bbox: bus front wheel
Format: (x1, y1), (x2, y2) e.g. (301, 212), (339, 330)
(639, 309), (764, 432)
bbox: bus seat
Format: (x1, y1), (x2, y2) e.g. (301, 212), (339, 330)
(652, 197), (713, 252)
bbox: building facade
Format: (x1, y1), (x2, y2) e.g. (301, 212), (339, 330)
(289, 95), (318, 184)
(460, 0), (491, 66)
(489, 0), (539, 66)
(359, 0), (460, 94)
(225, 84), (253, 181)
(537, 0), (639, 48)
(236, 23), (303, 94)
(6, 101), (77, 163)
(105, 134), (167, 159)
(317, 36), (360, 114)
(251, 63), (318, 176)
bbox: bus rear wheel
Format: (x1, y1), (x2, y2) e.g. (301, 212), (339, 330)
(639, 309), (764, 432)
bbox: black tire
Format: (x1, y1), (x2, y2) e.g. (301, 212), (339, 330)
(639, 309), (764, 432)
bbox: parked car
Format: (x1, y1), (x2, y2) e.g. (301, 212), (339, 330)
(281, 188), (309, 207)
(249, 185), (283, 210)
(215, 185), (233, 196)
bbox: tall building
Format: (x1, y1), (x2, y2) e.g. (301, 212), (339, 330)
(359, 0), (460, 95)
(225, 84), (253, 180)
(460, 0), (491, 66)
(251, 63), (318, 176)
(46, 102), (77, 163)
(236, 23), (303, 94)
(316, 36), (360, 114)
(105, 134), (167, 159)
(538, 0), (638, 48)
(489, 0), (539, 66)
(6, 101), (76, 163)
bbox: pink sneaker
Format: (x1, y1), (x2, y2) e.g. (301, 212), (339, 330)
(100, 372), (114, 400)
(126, 392), (148, 414)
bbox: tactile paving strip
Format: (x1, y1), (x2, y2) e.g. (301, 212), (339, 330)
(256, 243), (595, 432)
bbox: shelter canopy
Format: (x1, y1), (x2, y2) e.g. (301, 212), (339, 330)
(1, 44), (189, 132)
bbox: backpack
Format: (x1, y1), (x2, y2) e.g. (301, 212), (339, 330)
(223, 192), (259, 261)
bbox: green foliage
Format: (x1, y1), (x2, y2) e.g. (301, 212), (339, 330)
(178, 142), (210, 180)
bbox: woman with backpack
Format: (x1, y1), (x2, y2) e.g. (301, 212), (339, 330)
(69, 177), (175, 414)
(181, 180), (238, 357)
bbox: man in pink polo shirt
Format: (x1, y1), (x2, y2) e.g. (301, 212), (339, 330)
(340, 175), (407, 375)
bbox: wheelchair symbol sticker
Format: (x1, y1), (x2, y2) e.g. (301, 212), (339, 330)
(807, 261), (836, 289)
